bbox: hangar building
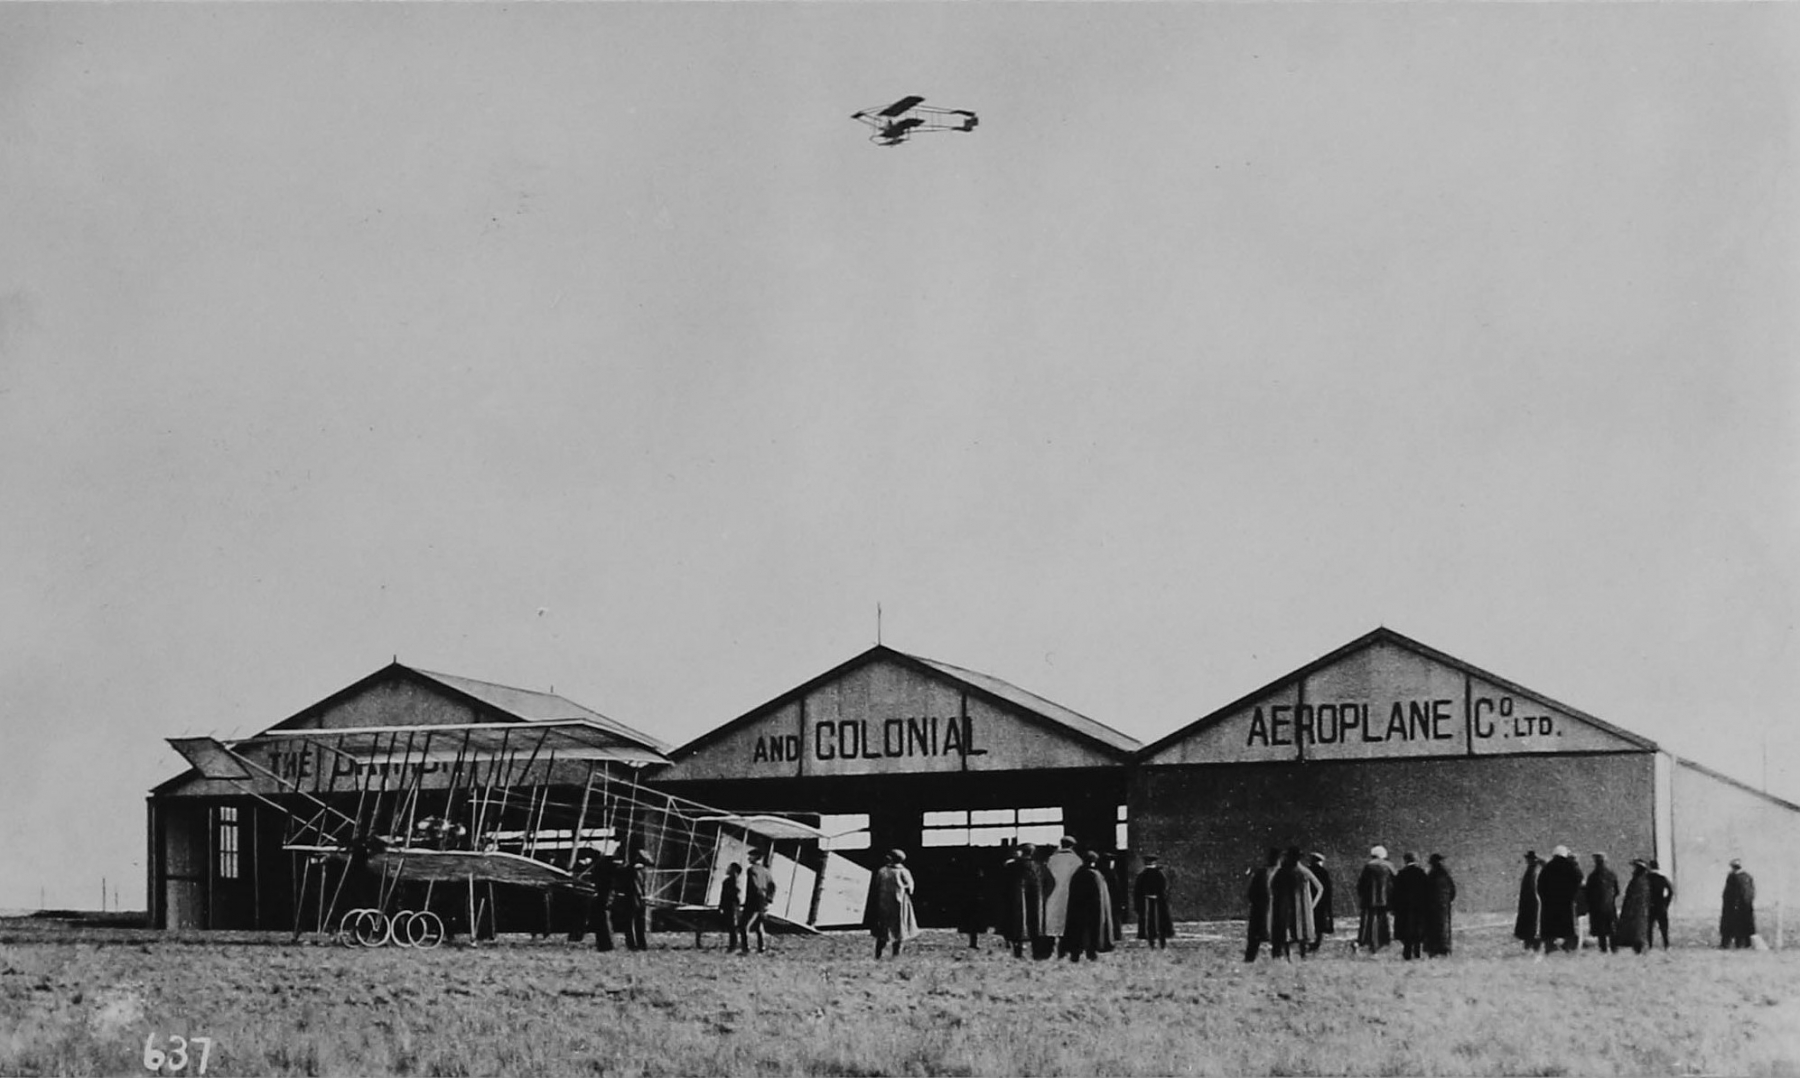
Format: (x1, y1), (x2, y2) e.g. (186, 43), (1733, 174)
(650, 644), (1141, 925)
(1132, 627), (1800, 921)
(148, 662), (669, 931)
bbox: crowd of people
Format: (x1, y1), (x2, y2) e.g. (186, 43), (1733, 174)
(561, 836), (1761, 960)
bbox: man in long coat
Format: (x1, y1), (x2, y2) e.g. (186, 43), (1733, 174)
(1244, 848), (1279, 962)
(1647, 859), (1675, 950)
(1393, 853), (1429, 960)
(1063, 850), (1115, 962)
(1270, 847), (1322, 961)
(1585, 853), (1621, 954)
(1536, 845), (1584, 953)
(1134, 854), (1174, 949)
(1424, 854), (1457, 957)
(1101, 854), (1128, 943)
(1615, 859), (1652, 955)
(1720, 859), (1757, 949)
(866, 849), (921, 959)
(1514, 850), (1543, 951)
(1356, 846), (1396, 953)
(996, 844), (1043, 958)
(621, 850), (653, 951)
(1306, 852), (1334, 955)
(1044, 837), (1084, 956)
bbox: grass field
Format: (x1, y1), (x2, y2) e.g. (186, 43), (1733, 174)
(3, 916), (1798, 1077)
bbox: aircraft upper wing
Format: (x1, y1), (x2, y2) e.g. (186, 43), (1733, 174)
(878, 95), (926, 117)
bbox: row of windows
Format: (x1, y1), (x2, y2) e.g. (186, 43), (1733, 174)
(818, 806), (1128, 851)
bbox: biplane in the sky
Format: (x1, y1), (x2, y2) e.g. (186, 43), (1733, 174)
(851, 96), (978, 146)
(167, 720), (869, 948)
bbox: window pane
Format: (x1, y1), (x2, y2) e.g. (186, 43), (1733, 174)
(970, 809), (1013, 826)
(825, 831), (871, 851)
(968, 826), (1015, 847)
(1115, 822), (1129, 850)
(922, 810), (967, 828)
(1017, 823), (1064, 846)
(921, 828), (968, 847)
(1116, 804), (1128, 821)
(1019, 807), (1062, 824)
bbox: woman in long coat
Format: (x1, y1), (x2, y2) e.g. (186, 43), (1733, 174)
(1514, 851), (1543, 951)
(996, 845), (1044, 958)
(865, 849), (921, 959)
(1062, 850), (1115, 962)
(1614, 860), (1652, 955)
(1134, 855), (1174, 948)
(1424, 854), (1457, 957)
(1270, 848), (1322, 961)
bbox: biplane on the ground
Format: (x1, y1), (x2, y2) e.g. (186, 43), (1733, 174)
(167, 722), (870, 949)
(850, 95), (978, 146)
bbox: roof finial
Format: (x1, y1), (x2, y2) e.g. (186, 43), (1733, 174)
(877, 602), (882, 646)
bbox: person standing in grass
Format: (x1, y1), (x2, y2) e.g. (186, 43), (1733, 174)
(1101, 853), (1128, 944)
(1585, 853), (1621, 954)
(1393, 853), (1429, 961)
(1134, 854), (1174, 949)
(957, 861), (988, 950)
(1031, 846), (1059, 960)
(997, 844), (1044, 959)
(577, 849), (617, 952)
(738, 849), (777, 955)
(622, 850), (653, 951)
(1306, 852), (1334, 955)
(1063, 850), (1115, 962)
(1245, 848), (1279, 962)
(1647, 859), (1675, 950)
(867, 849), (921, 959)
(1045, 836), (1083, 957)
(1536, 845), (1584, 954)
(1271, 847), (1322, 961)
(1355, 845), (1396, 954)
(1424, 854), (1457, 957)
(719, 862), (744, 953)
(1515, 850), (1544, 952)
(1614, 859), (1652, 955)
(1720, 859), (1756, 949)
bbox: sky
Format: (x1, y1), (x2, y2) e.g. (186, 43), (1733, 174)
(2, 3), (1796, 912)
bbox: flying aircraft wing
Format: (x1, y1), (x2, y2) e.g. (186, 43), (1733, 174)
(878, 95), (926, 117)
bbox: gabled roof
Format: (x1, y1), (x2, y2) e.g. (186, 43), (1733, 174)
(903, 652), (1140, 754)
(1137, 626), (1658, 760)
(667, 645), (1140, 762)
(263, 661), (667, 753)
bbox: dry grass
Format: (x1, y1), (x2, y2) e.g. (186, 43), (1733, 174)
(3, 917), (1798, 1076)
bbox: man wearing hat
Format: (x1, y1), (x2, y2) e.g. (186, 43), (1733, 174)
(1720, 858), (1757, 949)
(1355, 845), (1396, 953)
(865, 849), (920, 959)
(997, 843), (1045, 958)
(1646, 859), (1675, 950)
(1044, 836), (1084, 957)
(737, 849), (778, 955)
(1133, 854), (1173, 949)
